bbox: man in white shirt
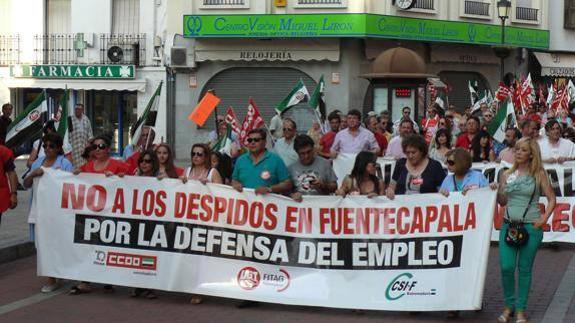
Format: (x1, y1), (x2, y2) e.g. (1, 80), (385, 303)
(538, 120), (575, 163)
(274, 118), (299, 167)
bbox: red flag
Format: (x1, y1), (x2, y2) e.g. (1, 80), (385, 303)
(551, 85), (569, 112)
(224, 106), (241, 136)
(538, 84), (547, 108)
(495, 82), (512, 102)
(239, 98), (265, 146)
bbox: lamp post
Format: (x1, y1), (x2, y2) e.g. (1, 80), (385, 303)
(496, 0), (512, 82)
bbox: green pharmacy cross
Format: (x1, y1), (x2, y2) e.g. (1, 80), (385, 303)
(74, 33), (87, 57)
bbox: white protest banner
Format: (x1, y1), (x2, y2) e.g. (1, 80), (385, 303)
(333, 155), (575, 243)
(35, 169), (495, 311)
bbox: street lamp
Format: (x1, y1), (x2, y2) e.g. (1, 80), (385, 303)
(496, 0), (512, 82)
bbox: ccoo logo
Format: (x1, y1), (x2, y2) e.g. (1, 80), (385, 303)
(186, 16), (203, 36)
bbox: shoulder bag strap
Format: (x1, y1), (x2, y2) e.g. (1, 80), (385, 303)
(505, 183), (536, 223)
(452, 176), (458, 192)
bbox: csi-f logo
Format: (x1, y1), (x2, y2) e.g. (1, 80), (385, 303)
(186, 16), (202, 36)
(385, 272), (417, 301)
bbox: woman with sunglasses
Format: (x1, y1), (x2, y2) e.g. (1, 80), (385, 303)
(335, 151), (384, 198)
(182, 143), (223, 186)
(23, 132), (73, 293)
(27, 120), (71, 168)
(386, 134), (446, 200)
(493, 138), (555, 323)
(428, 128), (452, 164)
(130, 150), (159, 299)
(155, 143), (183, 179)
(70, 135), (128, 295)
(440, 148), (488, 197)
(76, 135), (129, 176)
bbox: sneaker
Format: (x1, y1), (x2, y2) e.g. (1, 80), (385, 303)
(41, 283), (59, 293)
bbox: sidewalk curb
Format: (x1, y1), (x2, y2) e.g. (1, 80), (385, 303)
(0, 242), (35, 265)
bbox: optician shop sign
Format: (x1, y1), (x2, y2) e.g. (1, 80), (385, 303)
(10, 65), (135, 79)
(183, 14), (549, 49)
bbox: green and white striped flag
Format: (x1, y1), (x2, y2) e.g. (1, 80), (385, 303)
(212, 123), (233, 156)
(5, 91), (48, 148)
(487, 99), (517, 143)
(55, 89), (70, 138)
(275, 79), (309, 115)
(308, 75), (326, 120)
(131, 82), (162, 146)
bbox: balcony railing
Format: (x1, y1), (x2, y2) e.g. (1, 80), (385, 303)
(413, 0), (434, 10)
(100, 34), (146, 66)
(200, 0), (248, 7)
(33, 34), (77, 64)
(203, 0), (245, 4)
(464, 1), (490, 16)
(297, 0), (343, 4)
(516, 6), (539, 21)
(0, 35), (20, 66)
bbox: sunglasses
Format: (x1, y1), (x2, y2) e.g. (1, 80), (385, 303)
(446, 115), (454, 119)
(191, 152), (205, 157)
(139, 158), (153, 164)
(247, 137), (262, 143)
(446, 160), (456, 166)
(42, 143), (57, 149)
(484, 115), (493, 118)
(283, 128), (294, 132)
(92, 143), (108, 150)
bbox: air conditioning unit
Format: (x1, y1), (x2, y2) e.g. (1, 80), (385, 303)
(107, 38), (140, 65)
(170, 47), (195, 69)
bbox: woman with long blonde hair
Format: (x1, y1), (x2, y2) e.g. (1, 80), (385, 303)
(494, 137), (555, 323)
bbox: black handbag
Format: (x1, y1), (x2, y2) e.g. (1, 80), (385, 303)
(504, 186), (536, 247)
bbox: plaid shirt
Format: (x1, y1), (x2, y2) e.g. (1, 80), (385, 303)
(69, 114), (93, 168)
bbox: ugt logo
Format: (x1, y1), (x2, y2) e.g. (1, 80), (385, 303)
(385, 272), (417, 301)
(186, 16), (203, 36)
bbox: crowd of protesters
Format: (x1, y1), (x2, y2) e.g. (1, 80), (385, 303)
(0, 95), (570, 321)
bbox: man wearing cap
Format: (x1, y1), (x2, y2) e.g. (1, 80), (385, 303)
(69, 103), (93, 168)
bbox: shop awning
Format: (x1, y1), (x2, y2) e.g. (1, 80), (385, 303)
(194, 39), (340, 62)
(0, 78), (147, 92)
(534, 52), (575, 77)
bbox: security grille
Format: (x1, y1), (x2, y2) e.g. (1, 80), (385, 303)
(200, 67), (318, 133)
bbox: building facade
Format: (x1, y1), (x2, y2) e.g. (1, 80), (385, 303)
(163, 0), (549, 158)
(0, 0), (168, 155)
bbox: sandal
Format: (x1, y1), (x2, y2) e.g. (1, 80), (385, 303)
(190, 295), (203, 304)
(69, 285), (91, 295)
(515, 312), (527, 323)
(498, 308), (515, 322)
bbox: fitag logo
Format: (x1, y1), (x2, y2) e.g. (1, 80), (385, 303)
(186, 16), (203, 36)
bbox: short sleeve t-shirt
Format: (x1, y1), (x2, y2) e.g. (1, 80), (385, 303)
(232, 150), (290, 189)
(80, 158), (130, 175)
(288, 157), (338, 195)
